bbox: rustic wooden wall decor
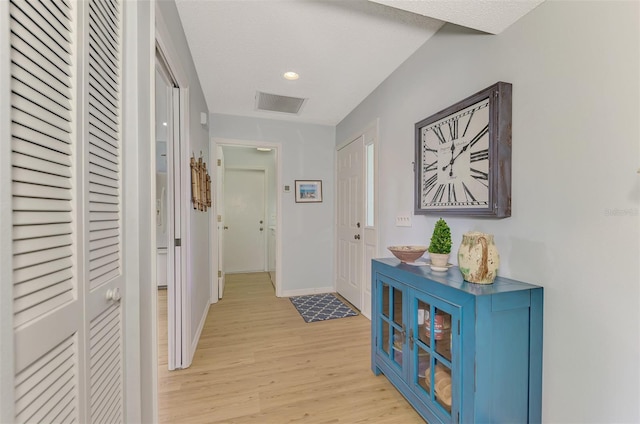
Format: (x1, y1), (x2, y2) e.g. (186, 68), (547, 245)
(190, 153), (212, 211)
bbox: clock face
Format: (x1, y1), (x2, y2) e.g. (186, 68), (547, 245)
(420, 97), (490, 209)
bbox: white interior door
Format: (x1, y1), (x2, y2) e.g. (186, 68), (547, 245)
(223, 169), (266, 273)
(216, 146), (225, 298)
(9, 0), (125, 422)
(337, 137), (364, 310)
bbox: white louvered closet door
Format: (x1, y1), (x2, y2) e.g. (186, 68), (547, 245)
(9, 0), (125, 422)
(84, 0), (124, 422)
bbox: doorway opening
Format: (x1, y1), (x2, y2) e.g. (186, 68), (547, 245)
(213, 140), (282, 298)
(154, 46), (187, 371)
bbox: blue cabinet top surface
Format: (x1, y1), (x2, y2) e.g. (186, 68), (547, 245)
(373, 257), (541, 297)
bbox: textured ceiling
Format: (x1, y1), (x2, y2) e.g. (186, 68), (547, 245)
(175, 0), (544, 126)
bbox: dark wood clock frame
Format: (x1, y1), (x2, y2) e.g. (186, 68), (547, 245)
(414, 82), (512, 218)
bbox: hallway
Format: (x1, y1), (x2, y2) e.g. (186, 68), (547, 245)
(157, 272), (423, 423)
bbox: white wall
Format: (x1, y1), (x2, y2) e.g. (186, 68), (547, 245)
(156, 0), (211, 360)
(337, 1), (639, 422)
(211, 114), (336, 295)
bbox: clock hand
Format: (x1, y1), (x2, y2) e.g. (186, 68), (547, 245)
(442, 141), (473, 173)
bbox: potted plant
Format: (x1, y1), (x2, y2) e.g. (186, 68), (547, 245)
(428, 218), (452, 270)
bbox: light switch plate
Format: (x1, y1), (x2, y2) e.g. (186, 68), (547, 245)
(395, 215), (412, 227)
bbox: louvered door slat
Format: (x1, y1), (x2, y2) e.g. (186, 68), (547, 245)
(89, 1), (117, 49)
(89, 237), (118, 252)
(13, 152), (71, 179)
(37, 0), (72, 30)
(13, 222), (71, 239)
(89, 219), (118, 232)
(13, 78), (70, 119)
(14, 280), (73, 313)
(88, 133), (118, 159)
(13, 234), (72, 255)
(89, 161), (118, 182)
(89, 172), (118, 190)
(13, 182), (71, 200)
(13, 138), (71, 167)
(89, 99), (118, 129)
(89, 50), (118, 92)
(12, 211), (71, 226)
(13, 197), (70, 213)
(89, 191), (118, 205)
(89, 268), (119, 288)
(13, 257), (73, 287)
(25, 0), (71, 39)
(89, 303), (122, 423)
(12, 93), (71, 133)
(90, 228), (119, 241)
(10, 38), (70, 91)
(14, 268), (73, 298)
(88, 143), (118, 167)
(12, 110), (71, 146)
(12, 65), (71, 110)
(13, 247), (72, 274)
(17, 373), (74, 423)
(9, 5), (72, 71)
(89, 244), (118, 262)
(14, 336), (77, 423)
(14, 0), (71, 52)
(89, 106), (118, 138)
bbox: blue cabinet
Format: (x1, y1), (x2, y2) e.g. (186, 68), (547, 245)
(371, 258), (543, 423)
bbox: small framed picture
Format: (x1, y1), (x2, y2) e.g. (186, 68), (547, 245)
(295, 180), (322, 203)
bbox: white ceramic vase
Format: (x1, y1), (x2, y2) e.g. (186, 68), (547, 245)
(457, 232), (500, 284)
(429, 252), (450, 270)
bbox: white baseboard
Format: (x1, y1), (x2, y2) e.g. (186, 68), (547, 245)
(279, 286), (335, 298)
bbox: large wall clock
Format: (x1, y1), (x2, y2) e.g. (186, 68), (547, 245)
(414, 82), (512, 218)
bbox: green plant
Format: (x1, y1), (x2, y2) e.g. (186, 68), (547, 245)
(428, 218), (452, 254)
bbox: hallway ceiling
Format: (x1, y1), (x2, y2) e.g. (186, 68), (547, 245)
(175, 0), (544, 126)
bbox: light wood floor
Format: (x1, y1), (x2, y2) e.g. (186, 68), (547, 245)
(157, 272), (425, 423)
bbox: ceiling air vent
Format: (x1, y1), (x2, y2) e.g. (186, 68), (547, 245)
(255, 91), (306, 114)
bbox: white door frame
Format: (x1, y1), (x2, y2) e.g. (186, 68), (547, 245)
(211, 138), (283, 297)
(335, 120), (379, 319)
(155, 11), (191, 370)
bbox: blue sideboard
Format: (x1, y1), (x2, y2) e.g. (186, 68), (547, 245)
(371, 258), (543, 423)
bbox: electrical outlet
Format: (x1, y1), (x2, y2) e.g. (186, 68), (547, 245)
(395, 215), (412, 227)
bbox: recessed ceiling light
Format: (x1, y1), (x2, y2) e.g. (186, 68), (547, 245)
(283, 71), (299, 81)
(256, 147), (272, 152)
(162, 122), (167, 126)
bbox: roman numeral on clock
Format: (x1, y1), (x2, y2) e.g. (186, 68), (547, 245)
(448, 183), (457, 203)
(433, 126), (447, 144)
(471, 168), (489, 187)
(469, 124), (489, 149)
(462, 181), (476, 202)
(432, 184), (446, 203)
(424, 161), (437, 172)
(470, 149), (489, 162)
(423, 173), (437, 195)
(448, 119), (458, 140)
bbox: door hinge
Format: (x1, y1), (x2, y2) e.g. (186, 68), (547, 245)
(217, 215), (222, 222)
(458, 320), (460, 335)
(217, 159), (221, 166)
(218, 270), (222, 278)
(175, 238), (181, 247)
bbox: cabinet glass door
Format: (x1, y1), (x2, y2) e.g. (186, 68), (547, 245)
(378, 278), (405, 371)
(412, 295), (458, 420)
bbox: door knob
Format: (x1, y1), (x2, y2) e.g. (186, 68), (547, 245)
(354, 234), (361, 240)
(260, 220), (263, 224)
(224, 226), (229, 230)
(106, 288), (121, 302)
(260, 227), (264, 231)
